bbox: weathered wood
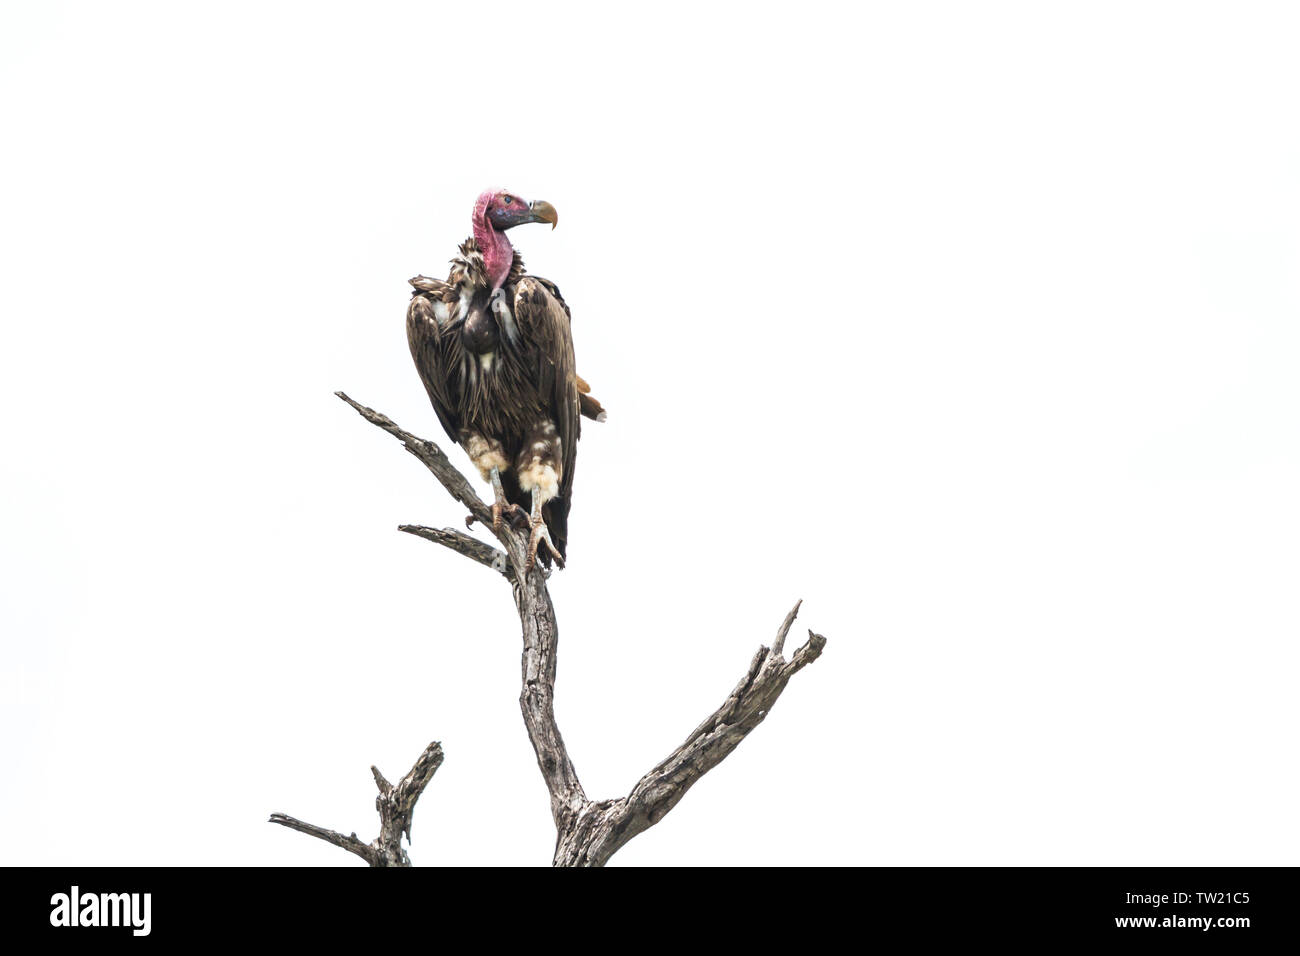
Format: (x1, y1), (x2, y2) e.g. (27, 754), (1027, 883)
(270, 740), (445, 867)
(399, 524), (512, 579)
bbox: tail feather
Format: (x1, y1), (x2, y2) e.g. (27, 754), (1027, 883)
(579, 392), (607, 422)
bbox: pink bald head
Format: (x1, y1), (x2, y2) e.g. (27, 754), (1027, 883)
(471, 188), (559, 291)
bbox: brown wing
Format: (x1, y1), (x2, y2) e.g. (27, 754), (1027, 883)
(405, 276), (461, 443)
(512, 276), (580, 565)
(513, 276), (580, 501)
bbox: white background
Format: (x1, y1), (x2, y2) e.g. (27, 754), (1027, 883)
(2, 1), (1297, 866)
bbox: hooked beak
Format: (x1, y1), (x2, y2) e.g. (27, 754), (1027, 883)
(490, 197), (559, 232)
(527, 199), (558, 230)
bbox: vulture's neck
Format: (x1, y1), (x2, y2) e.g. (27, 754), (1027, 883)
(471, 201), (514, 292)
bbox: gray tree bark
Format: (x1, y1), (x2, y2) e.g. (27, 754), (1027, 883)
(270, 393), (827, 867)
(269, 740), (444, 867)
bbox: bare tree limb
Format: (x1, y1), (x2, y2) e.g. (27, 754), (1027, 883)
(399, 524), (512, 578)
(374, 739), (445, 853)
(270, 740), (445, 866)
(337, 394), (828, 866)
(512, 572), (589, 832)
(265, 814), (378, 866)
(552, 617), (827, 866)
(337, 391), (493, 529)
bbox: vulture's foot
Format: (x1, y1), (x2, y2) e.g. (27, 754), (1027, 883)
(492, 499), (526, 535)
(463, 500), (526, 533)
(464, 466), (527, 534)
(526, 514), (565, 572)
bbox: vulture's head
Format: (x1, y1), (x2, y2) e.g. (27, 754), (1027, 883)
(479, 189), (558, 232)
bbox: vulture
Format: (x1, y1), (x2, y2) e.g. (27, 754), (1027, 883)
(406, 189), (603, 570)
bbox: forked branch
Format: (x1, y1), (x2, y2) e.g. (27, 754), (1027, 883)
(270, 740), (445, 866)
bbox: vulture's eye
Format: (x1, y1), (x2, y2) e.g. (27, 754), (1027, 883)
(501, 195), (513, 205)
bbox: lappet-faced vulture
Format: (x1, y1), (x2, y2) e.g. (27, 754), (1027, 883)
(406, 189), (604, 570)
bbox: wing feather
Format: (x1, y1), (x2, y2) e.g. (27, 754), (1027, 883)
(406, 277), (461, 442)
(513, 276), (580, 501)
(512, 276), (580, 567)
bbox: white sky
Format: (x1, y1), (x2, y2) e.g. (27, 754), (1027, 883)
(2, 1), (1297, 866)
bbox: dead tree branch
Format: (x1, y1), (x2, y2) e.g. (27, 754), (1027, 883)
(399, 524), (511, 579)
(335, 392), (828, 866)
(270, 740), (445, 866)
(554, 610), (827, 866)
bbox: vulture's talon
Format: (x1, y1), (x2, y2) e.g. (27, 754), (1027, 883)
(492, 500), (525, 535)
(526, 517), (565, 573)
